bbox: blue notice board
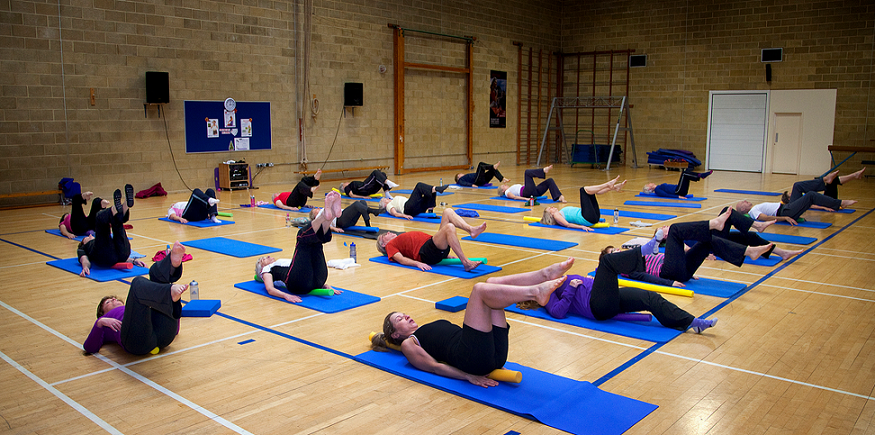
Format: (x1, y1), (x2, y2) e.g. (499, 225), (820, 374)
(184, 101), (271, 153)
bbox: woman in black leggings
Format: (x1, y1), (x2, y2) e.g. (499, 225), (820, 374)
(541, 176), (626, 230)
(309, 198), (390, 231)
(77, 186), (139, 276)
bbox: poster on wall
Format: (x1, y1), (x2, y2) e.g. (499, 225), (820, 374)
(489, 70), (507, 128)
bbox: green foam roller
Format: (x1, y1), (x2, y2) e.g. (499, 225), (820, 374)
(308, 288), (334, 296)
(217, 212), (233, 217)
(438, 257), (487, 265)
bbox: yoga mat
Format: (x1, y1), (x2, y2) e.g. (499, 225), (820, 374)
(450, 184), (497, 189)
(737, 231), (816, 245)
(636, 193), (707, 201)
(182, 237), (282, 258)
(774, 220), (832, 229)
(462, 232), (578, 251)
(44, 229), (131, 241)
(505, 304), (680, 342)
(714, 189), (781, 196)
(585, 271), (747, 298)
(623, 200), (702, 209)
(368, 256), (501, 279)
(807, 208), (855, 214)
(378, 212), (443, 223)
(489, 196), (558, 205)
(257, 203), (313, 213)
(391, 189), (454, 196)
(452, 203), (528, 214)
(234, 281), (379, 313)
(599, 209), (676, 221)
(158, 217), (235, 227)
(46, 258), (149, 282)
(529, 222), (629, 235)
(356, 350), (657, 435)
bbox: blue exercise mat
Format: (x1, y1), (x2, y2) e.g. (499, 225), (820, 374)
(489, 196), (558, 205)
(391, 189), (454, 196)
(774, 220), (832, 229)
(46, 258), (149, 282)
(355, 350), (658, 435)
(505, 304), (680, 343)
(368, 256), (501, 279)
(807, 207), (855, 214)
(378, 212), (443, 223)
(585, 271), (747, 298)
(624, 200), (702, 209)
(44, 228), (132, 241)
(528, 222), (629, 235)
(714, 189), (781, 196)
(462, 232), (578, 251)
(599, 209), (676, 221)
(256, 203), (313, 213)
(452, 203), (528, 213)
(450, 184), (497, 189)
(182, 237), (282, 258)
(233, 281), (379, 313)
(744, 231), (817, 245)
(636, 193), (707, 201)
(158, 217), (235, 227)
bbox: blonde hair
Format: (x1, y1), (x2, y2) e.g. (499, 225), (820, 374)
(541, 209), (556, 226)
(515, 300), (541, 310)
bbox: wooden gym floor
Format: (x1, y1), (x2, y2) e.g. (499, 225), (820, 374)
(1, 164), (873, 434)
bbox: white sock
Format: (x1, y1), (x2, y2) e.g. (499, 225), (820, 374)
(210, 216), (221, 223)
(386, 180), (399, 188)
(208, 198), (220, 206)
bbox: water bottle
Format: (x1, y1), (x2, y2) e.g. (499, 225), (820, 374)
(189, 280), (199, 300)
(286, 213), (291, 227)
(440, 178), (443, 187)
(250, 194), (256, 207)
(349, 242), (357, 263)
(613, 208), (619, 225)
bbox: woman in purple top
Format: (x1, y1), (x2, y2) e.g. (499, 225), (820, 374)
(83, 242), (188, 355)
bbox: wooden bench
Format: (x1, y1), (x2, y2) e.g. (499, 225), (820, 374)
(0, 190), (63, 209)
(825, 145), (875, 177)
(295, 166), (389, 176)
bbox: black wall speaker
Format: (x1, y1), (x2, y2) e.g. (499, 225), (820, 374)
(344, 82), (363, 107)
(766, 64), (772, 82)
(762, 48), (783, 62)
(145, 71), (169, 104)
(629, 54), (647, 68)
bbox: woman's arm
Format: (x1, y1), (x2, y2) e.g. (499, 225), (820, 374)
(387, 206), (412, 220)
(551, 211), (592, 231)
(59, 224), (76, 239)
(544, 279), (578, 319)
(83, 317), (121, 353)
(391, 252), (430, 271)
(505, 191), (524, 200)
(262, 272), (302, 303)
(400, 338), (497, 387)
(168, 213), (188, 224)
(273, 200), (300, 211)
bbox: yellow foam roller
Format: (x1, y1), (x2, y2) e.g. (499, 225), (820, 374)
(617, 278), (693, 297)
(523, 216), (541, 223)
(591, 222), (609, 228)
(367, 332), (521, 383)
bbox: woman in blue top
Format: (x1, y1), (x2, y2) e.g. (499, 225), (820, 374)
(643, 168), (713, 198)
(540, 176), (626, 230)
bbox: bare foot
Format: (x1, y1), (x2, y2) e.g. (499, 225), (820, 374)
(323, 191), (341, 219)
(543, 165), (553, 174)
(775, 247), (803, 261)
(463, 260), (482, 272)
(556, 195), (567, 203)
(493, 161), (501, 170)
(543, 257), (574, 280)
(82, 191), (94, 201)
(747, 244), (774, 261)
(170, 241), (186, 268)
(535, 276), (567, 306)
(470, 222), (487, 238)
(101, 199), (111, 209)
(171, 284), (188, 302)
(823, 170), (839, 185)
(850, 167), (866, 180)
(841, 199), (857, 209)
(751, 220), (775, 232)
(710, 209), (731, 231)
(314, 169), (322, 181)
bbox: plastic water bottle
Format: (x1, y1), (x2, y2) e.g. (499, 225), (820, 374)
(189, 280), (199, 300)
(250, 194), (256, 207)
(349, 242), (357, 263)
(613, 208), (619, 225)
(440, 178), (443, 187)
(285, 213), (291, 227)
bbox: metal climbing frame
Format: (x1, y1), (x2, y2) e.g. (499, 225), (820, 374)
(537, 96), (638, 170)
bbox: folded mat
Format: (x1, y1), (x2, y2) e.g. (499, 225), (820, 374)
(256, 203), (313, 213)
(624, 200), (702, 209)
(489, 196), (558, 204)
(636, 193), (707, 201)
(182, 237), (282, 258)
(585, 271), (747, 298)
(774, 220), (832, 229)
(528, 222), (629, 235)
(356, 350), (657, 435)
(46, 258), (149, 282)
(713, 189), (781, 196)
(599, 209), (676, 221)
(158, 217), (235, 227)
(505, 304), (680, 343)
(234, 281), (379, 313)
(730, 230), (816, 245)
(378, 212), (443, 223)
(462, 232), (578, 251)
(452, 203), (528, 213)
(368, 256), (501, 279)
(45, 228), (131, 241)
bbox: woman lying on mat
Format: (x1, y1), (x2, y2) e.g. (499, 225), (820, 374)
(643, 168), (713, 199)
(78, 185), (143, 277)
(59, 185), (112, 239)
(541, 176), (626, 231)
(497, 165), (566, 203)
(371, 260), (572, 387)
(309, 197), (390, 232)
(166, 188), (221, 224)
(375, 208), (487, 272)
(781, 168), (865, 206)
(385, 182), (450, 219)
(735, 175), (858, 226)
(272, 169), (322, 211)
(255, 191), (343, 303)
(454, 161), (509, 187)
(84, 242), (188, 355)
(517, 251), (718, 333)
(339, 169), (398, 199)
